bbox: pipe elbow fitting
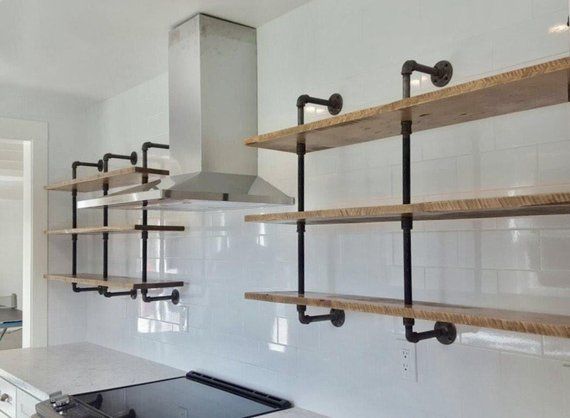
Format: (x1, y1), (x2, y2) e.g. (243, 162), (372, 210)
(298, 312), (311, 324)
(401, 60), (417, 75)
(296, 94), (311, 108)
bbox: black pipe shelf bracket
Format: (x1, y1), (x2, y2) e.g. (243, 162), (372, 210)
(139, 142), (180, 305)
(56, 148), (181, 304)
(71, 160), (104, 293)
(98, 152), (139, 298)
(296, 94), (345, 327)
(400, 60), (457, 345)
(98, 286), (137, 299)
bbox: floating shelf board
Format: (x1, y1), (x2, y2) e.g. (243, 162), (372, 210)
(245, 191), (570, 224)
(245, 58), (570, 153)
(45, 225), (185, 235)
(45, 167), (169, 192)
(245, 291), (570, 338)
(44, 274), (184, 290)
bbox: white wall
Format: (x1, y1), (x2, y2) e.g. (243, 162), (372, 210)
(0, 85), (95, 344)
(62, 1), (570, 417)
(0, 199), (22, 308)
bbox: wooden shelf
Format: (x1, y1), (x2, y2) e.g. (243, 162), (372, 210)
(245, 191), (570, 224)
(45, 225), (185, 235)
(44, 274), (184, 290)
(45, 167), (169, 192)
(245, 58), (570, 153)
(245, 291), (570, 338)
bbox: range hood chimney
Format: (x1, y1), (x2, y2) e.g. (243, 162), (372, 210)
(78, 14), (293, 211)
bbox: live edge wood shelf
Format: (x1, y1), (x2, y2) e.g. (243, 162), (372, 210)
(44, 274), (184, 291)
(245, 192), (570, 224)
(45, 166), (169, 192)
(243, 57), (570, 341)
(245, 291), (570, 338)
(46, 145), (182, 304)
(245, 58), (570, 153)
(46, 225), (185, 235)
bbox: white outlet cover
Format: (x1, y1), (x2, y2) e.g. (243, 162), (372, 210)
(398, 339), (417, 382)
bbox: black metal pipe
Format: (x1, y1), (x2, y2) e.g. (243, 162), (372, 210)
(72, 189), (77, 276)
(98, 287), (137, 299)
(297, 93), (343, 119)
(402, 121), (412, 204)
(142, 142), (169, 170)
(295, 94), (344, 327)
(401, 60), (442, 77)
(101, 152), (137, 280)
(102, 152), (137, 171)
(142, 231), (148, 283)
(400, 60), (456, 344)
(401, 59), (453, 91)
(72, 283), (99, 293)
(141, 289), (180, 304)
(140, 143), (168, 285)
(402, 74), (411, 100)
(70, 161), (103, 292)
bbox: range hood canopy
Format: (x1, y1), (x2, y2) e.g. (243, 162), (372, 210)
(78, 14), (293, 211)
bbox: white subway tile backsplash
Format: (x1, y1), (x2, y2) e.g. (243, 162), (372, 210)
(461, 328), (543, 355)
(540, 230), (570, 270)
(63, 1), (570, 417)
(539, 140), (570, 184)
(543, 336), (570, 361)
(481, 230), (540, 270)
(480, 146), (538, 189)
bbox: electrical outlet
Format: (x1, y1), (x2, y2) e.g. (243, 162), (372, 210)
(400, 343), (417, 381)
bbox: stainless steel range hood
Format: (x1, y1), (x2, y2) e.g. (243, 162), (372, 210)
(78, 14), (293, 211)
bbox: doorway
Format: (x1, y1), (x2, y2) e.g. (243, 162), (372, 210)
(0, 117), (48, 348)
(0, 139), (24, 348)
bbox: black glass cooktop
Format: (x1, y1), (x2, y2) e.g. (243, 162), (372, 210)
(75, 371), (291, 418)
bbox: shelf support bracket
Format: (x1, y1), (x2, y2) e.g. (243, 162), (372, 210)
(141, 289), (180, 304)
(101, 152), (138, 279)
(295, 94), (345, 327)
(400, 60), (457, 345)
(140, 143), (180, 304)
(70, 160), (104, 293)
(98, 286), (137, 299)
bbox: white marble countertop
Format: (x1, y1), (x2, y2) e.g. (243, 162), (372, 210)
(0, 342), (326, 417)
(0, 342), (184, 400)
(267, 408), (327, 417)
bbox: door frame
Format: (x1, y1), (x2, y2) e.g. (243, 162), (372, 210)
(0, 117), (48, 347)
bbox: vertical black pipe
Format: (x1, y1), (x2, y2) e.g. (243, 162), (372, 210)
(100, 153), (136, 280)
(402, 66), (414, 330)
(402, 74), (411, 101)
(102, 157), (111, 279)
(71, 161), (102, 292)
(103, 182), (109, 279)
(72, 166), (78, 276)
(140, 143), (170, 300)
(401, 120), (413, 307)
(297, 103), (306, 317)
(297, 142), (306, 295)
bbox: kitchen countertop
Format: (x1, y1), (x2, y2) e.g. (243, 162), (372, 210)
(266, 408), (327, 417)
(0, 342), (184, 400)
(0, 342), (326, 417)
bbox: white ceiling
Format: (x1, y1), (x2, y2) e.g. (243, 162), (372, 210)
(0, 0), (310, 100)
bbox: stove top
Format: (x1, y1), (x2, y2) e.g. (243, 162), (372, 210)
(35, 372), (291, 418)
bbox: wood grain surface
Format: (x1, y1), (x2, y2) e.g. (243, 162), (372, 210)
(245, 192), (570, 224)
(245, 58), (570, 153)
(45, 167), (169, 192)
(44, 273), (184, 290)
(245, 291), (570, 338)
(45, 225), (185, 235)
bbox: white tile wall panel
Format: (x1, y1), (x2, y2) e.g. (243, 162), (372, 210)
(63, 1), (570, 417)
